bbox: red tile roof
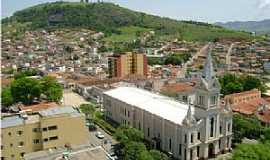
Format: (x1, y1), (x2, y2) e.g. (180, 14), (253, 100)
(19, 102), (58, 112)
(231, 98), (269, 115)
(161, 82), (196, 93)
(257, 109), (270, 123)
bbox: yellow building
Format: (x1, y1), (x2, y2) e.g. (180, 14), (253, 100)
(1, 107), (89, 160)
(108, 52), (148, 78)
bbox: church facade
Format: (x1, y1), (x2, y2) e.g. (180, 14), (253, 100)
(103, 52), (233, 160)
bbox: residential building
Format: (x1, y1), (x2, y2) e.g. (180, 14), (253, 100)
(108, 52), (147, 78)
(161, 81), (196, 103)
(1, 107), (89, 160)
(225, 89), (261, 105)
(225, 89), (270, 126)
(263, 62), (270, 73)
(103, 52), (233, 160)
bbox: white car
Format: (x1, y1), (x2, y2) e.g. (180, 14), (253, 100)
(95, 131), (105, 139)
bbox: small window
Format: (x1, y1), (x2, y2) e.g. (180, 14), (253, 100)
(10, 144), (13, 147)
(191, 134), (194, 143)
(48, 126), (57, 131)
(184, 134), (187, 143)
(17, 131), (23, 136)
(42, 128), (48, 132)
(33, 139), (40, 144)
(197, 132), (200, 140)
(1, 157), (5, 160)
(211, 96), (217, 105)
(147, 128), (150, 137)
(8, 132), (11, 136)
(49, 136), (58, 141)
(43, 138), (48, 142)
(183, 96), (188, 102)
(169, 138), (172, 150)
(18, 142), (24, 147)
(199, 96), (204, 105)
(179, 144), (182, 155)
(227, 123), (231, 132)
(33, 128), (40, 132)
(1, 145), (3, 150)
(20, 152), (25, 157)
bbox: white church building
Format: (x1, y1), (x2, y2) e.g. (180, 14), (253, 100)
(103, 52), (233, 160)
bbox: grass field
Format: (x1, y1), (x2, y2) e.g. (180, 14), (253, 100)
(103, 26), (151, 43)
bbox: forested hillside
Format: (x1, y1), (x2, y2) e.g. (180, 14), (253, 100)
(2, 2), (253, 41)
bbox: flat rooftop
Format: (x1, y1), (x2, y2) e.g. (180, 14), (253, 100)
(24, 145), (109, 160)
(38, 106), (81, 118)
(1, 116), (24, 128)
(104, 87), (193, 125)
(2, 107), (81, 129)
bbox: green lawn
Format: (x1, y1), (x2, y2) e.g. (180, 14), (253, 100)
(103, 26), (151, 43)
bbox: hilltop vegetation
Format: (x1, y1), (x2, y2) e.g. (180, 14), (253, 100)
(2, 2), (253, 42)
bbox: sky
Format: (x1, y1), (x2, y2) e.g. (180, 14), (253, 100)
(2, 0), (270, 23)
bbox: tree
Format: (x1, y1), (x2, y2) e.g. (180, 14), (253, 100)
(79, 104), (96, 116)
(138, 150), (154, 160)
(124, 142), (148, 160)
(114, 125), (144, 144)
(14, 69), (38, 79)
(232, 142), (270, 160)
(11, 77), (41, 105)
(40, 76), (63, 102)
(242, 76), (266, 93)
(149, 150), (169, 160)
(219, 74), (266, 95)
(223, 82), (243, 95)
(1, 87), (14, 108)
(164, 53), (191, 65)
(233, 114), (265, 144)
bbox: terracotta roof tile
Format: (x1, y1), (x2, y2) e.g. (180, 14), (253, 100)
(161, 82), (195, 93)
(19, 102), (58, 112)
(231, 98), (269, 115)
(257, 109), (270, 123)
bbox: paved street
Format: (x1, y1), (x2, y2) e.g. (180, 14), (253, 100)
(62, 90), (90, 107)
(87, 125), (117, 154)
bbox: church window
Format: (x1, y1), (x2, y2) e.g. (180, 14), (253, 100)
(197, 146), (200, 157)
(210, 117), (214, 137)
(199, 96), (204, 105)
(211, 95), (217, 105)
(169, 138), (172, 150)
(197, 132), (200, 140)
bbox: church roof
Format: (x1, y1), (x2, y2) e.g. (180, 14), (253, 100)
(104, 86), (194, 125)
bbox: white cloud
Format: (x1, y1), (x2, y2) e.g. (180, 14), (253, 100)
(257, 0), (270, 9)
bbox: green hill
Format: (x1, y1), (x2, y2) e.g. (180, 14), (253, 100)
(2, 2), (253, 42)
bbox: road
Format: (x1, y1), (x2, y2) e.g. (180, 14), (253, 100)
(177, 44), (210, 78)
(88, 125), (117, 153)
(226, 43), (234, 71)
(62, 89), (90, 107)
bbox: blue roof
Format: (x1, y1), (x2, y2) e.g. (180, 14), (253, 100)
(1, 116), (24, 128)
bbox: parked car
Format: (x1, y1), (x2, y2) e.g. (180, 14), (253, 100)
(95, 131), (105, 139)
